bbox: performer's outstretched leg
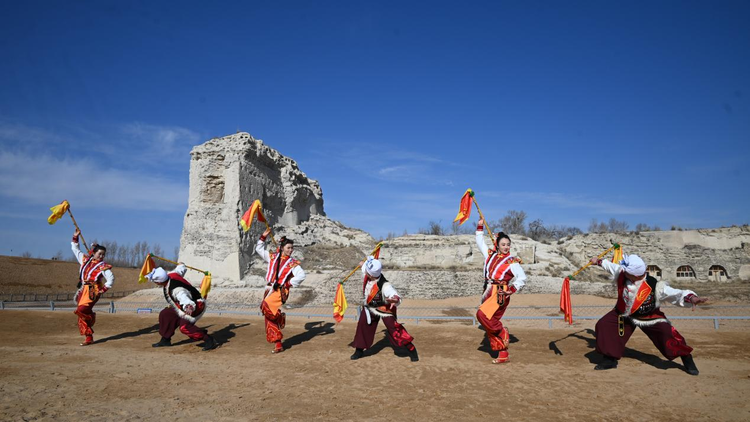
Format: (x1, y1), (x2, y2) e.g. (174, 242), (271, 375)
(382, 315), (418, 362)
(350, 308), (380, 359)
(641, 322), (697, 375)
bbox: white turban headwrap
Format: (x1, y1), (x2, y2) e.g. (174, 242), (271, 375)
(146, 267), (168, 283)
(363, 256), (382, 278)
(620, 254), (646, 277)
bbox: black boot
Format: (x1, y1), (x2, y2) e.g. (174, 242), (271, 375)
(681, 354), (699, 376)
(408, 346), (420, 362)
(595, 356), (618, 370)
(350, 348), (364, 360)
(201, 335), (218, 351)
(152, 337), (171, 348)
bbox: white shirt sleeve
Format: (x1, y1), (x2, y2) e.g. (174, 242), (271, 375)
(382, 282), (402, 307)
(475, 230), (489, 259)
(71, 242), (85, 265)
(172, 264), (188, 277)
(172, 287), (196, 308)
(658, 283), (696, 307)
(509, 262), (526, 292)
(101, 269), (115, 289)
(600, 259), (623, 281)
(255, 239), (270, 263)
(289, 265), (306, 287)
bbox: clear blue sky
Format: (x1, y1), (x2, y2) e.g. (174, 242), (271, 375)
(1, 1), (748, 259)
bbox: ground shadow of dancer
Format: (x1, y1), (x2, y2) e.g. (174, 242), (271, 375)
(363, 329), (413, 359)
(283, 321), (335, 350)
(550, 328), (682, 371)
(93, 323), (160, 345)
(210, 323), (250, 347)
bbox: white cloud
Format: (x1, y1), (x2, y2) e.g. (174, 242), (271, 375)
(0, 151), (187, 212)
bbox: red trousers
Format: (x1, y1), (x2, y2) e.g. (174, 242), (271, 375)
(261, 301), (285, 343)
(158, 308), (207, 341)
(350, 307), (414, 350)
(595, 309), (693, 360)
(74, 305), (96, 336)
(476, 297), (511, 351)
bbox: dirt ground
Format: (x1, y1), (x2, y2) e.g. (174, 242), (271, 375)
(1, 310), (749, 421)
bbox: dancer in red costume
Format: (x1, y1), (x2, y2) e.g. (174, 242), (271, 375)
(71, 228), (114, 346)
(256, 227), (306, 354)
(590, 254), (707, 375)
(474, 219), (527, 364)
(349, 256), (418, 362)
(148, 265), (217, 351)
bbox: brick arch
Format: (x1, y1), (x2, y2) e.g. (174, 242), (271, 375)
(676, 265), (695, 279)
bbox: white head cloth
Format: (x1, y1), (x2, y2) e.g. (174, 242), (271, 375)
(146, 267), (168, 283)
(363, 256), (382, 278)
(620, 254), (646, 277)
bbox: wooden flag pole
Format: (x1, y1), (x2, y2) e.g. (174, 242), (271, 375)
(568, 243), (619, 280)
(150, 254), (208, 275)
(471, 196), (495, 241)
(67, 209), (90, 252)
(339, 242), (384, 285)
(262, 220), (277, 245)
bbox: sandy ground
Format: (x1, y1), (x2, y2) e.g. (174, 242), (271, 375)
(1, 310), (749, 421)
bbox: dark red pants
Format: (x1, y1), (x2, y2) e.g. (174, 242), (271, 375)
(350, 307), (414, 350)
(476, 296), (511, 351)
(74, 305), (96, 336)
(158, 308), (207, 341)
(595, 309), (693, 360)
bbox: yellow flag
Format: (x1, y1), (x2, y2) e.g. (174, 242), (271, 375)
(333, 283), (348, 323)
(612, 244), (623, 264)
(199, 273), (212, 298)
(47, 200), (70, 225)
(138, 255), (156, 284)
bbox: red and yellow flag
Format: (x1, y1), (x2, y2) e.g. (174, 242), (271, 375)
(199, 273), (212, 299)
(47, 200), (70, 225)
(453, 189), (474, 225)
(560, 277), (573, 325)
(240, 200), (266, 232)
(333, 283), (348, 323)
(138, 255), (156, 284)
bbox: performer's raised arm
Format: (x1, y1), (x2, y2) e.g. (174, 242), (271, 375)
(475, 218), (489, 259)
(255, 227), (272, 262)
(71, 228), (85, 264)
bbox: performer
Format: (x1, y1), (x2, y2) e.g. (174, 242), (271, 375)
(590, 254), (707, 375)
(256, 227), (306, 354)
(148, 265), (217, 351)
(71, 228), (114, 346)
(350, 257), (419, 362)
(474, 219), (527, 364)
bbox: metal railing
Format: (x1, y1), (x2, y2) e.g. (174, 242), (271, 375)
(2, 300), (749, 330)
(0, 290), (140, 303)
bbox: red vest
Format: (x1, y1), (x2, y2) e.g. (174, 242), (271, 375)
(484, 252), (521, 284)
(79, 255), (112, 284)
(265, 252), (299, 288)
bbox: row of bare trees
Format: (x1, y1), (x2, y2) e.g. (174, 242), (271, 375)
(21, 242), (179, 267)
(413, 211), (668, 241)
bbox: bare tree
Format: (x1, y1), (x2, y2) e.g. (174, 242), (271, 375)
(607, 218), (629, 233)
(21, 251), (32, 258)
(500, 210), (527, 235)
(527, 218), (546, 240)
(635, 223), (650, 232)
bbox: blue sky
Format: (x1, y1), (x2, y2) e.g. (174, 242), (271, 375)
(1, 1), (748, 259)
